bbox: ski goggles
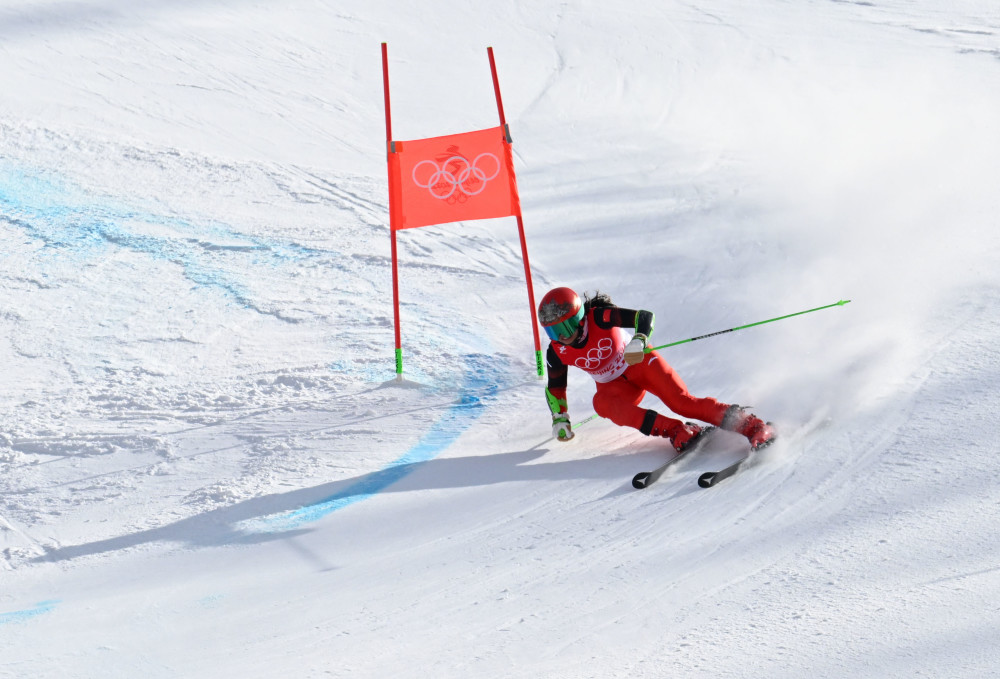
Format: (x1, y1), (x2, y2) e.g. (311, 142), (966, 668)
(543, 309), (584, 341)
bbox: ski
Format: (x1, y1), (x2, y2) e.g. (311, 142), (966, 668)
(697, 438), (775, 488)
(632, 427), (715, 489)
(697, 455), (748, 488)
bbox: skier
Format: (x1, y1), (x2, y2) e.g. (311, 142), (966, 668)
(539, 287), (775, 452)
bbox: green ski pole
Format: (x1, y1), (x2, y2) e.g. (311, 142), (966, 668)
(646, 299), (851, 352)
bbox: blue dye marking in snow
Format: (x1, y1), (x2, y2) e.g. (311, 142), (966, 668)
(0, 162), (335, 308)
(252, 354), (504, 532)
(0, 600), (59, 626)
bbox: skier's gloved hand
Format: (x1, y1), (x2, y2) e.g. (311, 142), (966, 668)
(624, 333), (647, 365)
(552, 414), (574, 442)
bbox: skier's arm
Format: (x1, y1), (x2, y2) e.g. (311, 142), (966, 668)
(545, 344), (573, 441)
(592, 306), (654, 337)
(594, 307), (654, 364)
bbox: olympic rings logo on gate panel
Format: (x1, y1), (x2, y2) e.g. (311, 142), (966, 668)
(412, 153), (501, 201)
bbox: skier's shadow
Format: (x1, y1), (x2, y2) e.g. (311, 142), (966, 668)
(32, 442), (653, 564)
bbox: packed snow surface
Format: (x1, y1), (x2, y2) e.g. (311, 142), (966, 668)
(3, 1), (1000, 677)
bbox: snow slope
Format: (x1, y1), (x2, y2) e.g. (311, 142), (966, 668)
(3, 1), (1000, 677)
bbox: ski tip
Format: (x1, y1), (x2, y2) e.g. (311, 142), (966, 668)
(632, 473), (650, 489)
(697, 472), (717, 488)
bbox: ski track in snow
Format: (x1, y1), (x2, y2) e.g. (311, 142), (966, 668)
(3, 1), (1000, 677)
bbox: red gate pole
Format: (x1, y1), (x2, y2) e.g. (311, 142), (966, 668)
(487, 46), (544, 377)
(382, 43), (404, 378)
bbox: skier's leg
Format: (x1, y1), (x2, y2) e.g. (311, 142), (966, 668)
(592, 376), (699, 451)
(629, 351), (729, 425)
(591, 378), (646, 429)
(632, 351), (775, 448)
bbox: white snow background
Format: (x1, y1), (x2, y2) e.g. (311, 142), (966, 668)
(3, 1), (1000, 677)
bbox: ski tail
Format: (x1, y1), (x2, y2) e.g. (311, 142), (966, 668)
(632, 426), (715, 489)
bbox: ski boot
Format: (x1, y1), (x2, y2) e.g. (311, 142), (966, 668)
(721, 405), (776, 450)
(640, 410), (705, 452)
(670, 422), (708, 452)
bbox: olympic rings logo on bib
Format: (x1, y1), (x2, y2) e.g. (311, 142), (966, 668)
(412, 153), (501, 201)
(576, 338), (614, 370)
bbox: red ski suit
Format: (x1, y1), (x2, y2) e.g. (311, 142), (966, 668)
(545, 305), (729, 434)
